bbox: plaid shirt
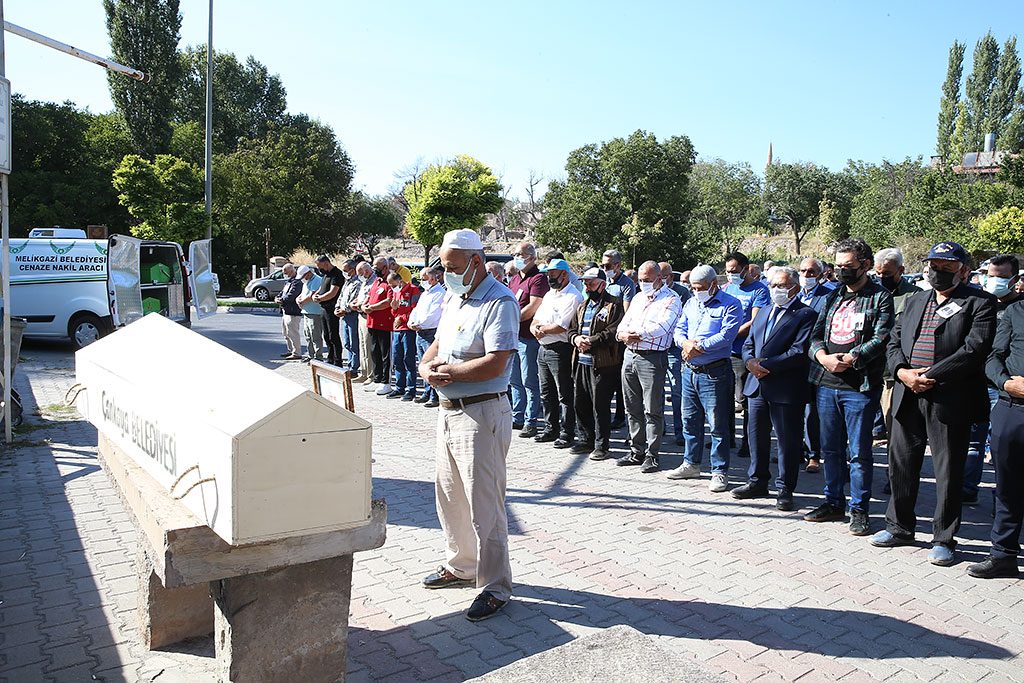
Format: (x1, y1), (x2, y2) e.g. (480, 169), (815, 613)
(808, 279), (895, 392)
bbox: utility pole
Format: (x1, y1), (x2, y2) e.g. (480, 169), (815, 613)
(205, 0), (213, 240)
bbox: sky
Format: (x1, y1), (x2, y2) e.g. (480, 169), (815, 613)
(4, 0), (1024, 200)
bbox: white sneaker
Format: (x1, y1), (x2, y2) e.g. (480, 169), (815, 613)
(362, 382), (377, 392)
(666, 462), (701, 480)
(709, 472), (729, 493)
(375, 384), (394, 395)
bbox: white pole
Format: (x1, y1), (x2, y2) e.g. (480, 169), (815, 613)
(3, 20), (149, 82)
(204, 0), (213, 240)
(1, 0), (9, 443)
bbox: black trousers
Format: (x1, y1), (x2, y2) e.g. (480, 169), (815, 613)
(990, 399), (1024, 559)
(730, 355), (749, 452)
(573, 362), (617, 450)
(747, 395), (805, 493)
(538, 342), (575, 439)
(886, 394), (970, 547)
(321, 308), (344, 366)
(369, 328), (392, 384)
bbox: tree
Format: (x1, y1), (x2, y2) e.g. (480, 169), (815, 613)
(537, 130), (699, 266)
(846, 157), (928, 249)
(104, 0), (183, 158)
(404, 155), (504, 264)
(351, 193), (402, 260)
(937, 41), (966, 160)
(214, 115), (355, 288)
(989, 37), (1022, 142)
(763, 162), (829, 254)
(998, 153), (1024, 190)
(175, 45), (287, 154)
(964, 32), (1000, 152)
(688, 158), (764, 254)
(112, 154), (207, 244)
(975, 205), (1024, 253)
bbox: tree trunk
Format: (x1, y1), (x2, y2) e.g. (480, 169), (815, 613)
(423, 244), (432, 267)
(791, 219), (802, 255)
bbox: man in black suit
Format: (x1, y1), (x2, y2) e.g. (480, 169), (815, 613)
(871, 242), (997, 567)
(734, 266), (818, 511)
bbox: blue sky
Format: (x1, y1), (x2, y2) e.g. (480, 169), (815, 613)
(5, 1), (1024, 200)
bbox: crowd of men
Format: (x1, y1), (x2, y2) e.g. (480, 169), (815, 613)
(273, 233), (1024, 618)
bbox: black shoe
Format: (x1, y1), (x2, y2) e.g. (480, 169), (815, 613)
(736, 445), (750, 459)
(610, 417), (626, 430)
(402, 393), (417, 401)
(422, 566), (473, 589)
(535, 432), (558, 443)
(640, 456), (659, 473)
(849, 509), (871, 536)
(424, 399), (440, 408)
(466, 591), (508, 621)
(386, 389), (404, 399)
(512, 421), (524, 430)
(519, 425), (538, 438)
(882, 480), (892, 495)
(569, 442), (594, 455)
(967, 555), (1020, 579)
(615, 454), (643, 467)
(777, 489), (794, 511)
(674, 434), (685, 447)
(962, 491), (979, 506)
(589, 447), (610, 461)
(803, 502), (846, 522)
(731, 482), (769, 500)
(415, 394), (431, 404)
(552, 438), (574, 449)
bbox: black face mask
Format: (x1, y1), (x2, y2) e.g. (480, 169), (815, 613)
(373, 268), (385, 278)
(880, 274), (899, 291)
(587, 287), (602, 300)
(927, 268), (958, 291)
(836, 266), (862, 286)
(547, 275), (563, 290)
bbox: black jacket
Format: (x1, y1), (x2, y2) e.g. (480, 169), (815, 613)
(742, 300), (817, 404)
(277, 277), (304, 316)
(567, 290), (625, 369)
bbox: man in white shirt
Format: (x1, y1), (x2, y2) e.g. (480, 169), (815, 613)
(614, 260), (683, 473)
(409, 265), (446, 407)
(531, 259), (584, 448)
(353, 261), (376, 385)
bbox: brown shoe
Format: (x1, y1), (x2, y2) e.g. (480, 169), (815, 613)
(805, 457), (821, 474)
(422, 566), (473, 589)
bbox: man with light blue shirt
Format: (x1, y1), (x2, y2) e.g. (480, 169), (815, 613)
(723, 252), (770, 461)
(418, 228), (519, 623)
(666, 265), (744, 492)
(297, 265), (324, 362)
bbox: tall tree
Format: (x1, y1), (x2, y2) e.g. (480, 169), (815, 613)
(175, 45), (287, 154)
(350, 193), (402, 260)
(964, 32), (1000, 152)
(847, 157), (927, 249)
(937, 41), (966, 161)
(763, 162), (829, 254)
(404, 155), (504, 264)
(104, 0), (183, 158)
(688, 158), (764, 254)
(988, 37), (1022, 142)
(112, 154), (207, 244)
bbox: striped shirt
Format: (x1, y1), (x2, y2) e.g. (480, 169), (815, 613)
(909, 296), (940, 368)
(616, 286), (682, 351)
(578, 299), (601, 365)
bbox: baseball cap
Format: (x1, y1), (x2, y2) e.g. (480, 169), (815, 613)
(441, 229), (484, 251)
(544, 258), (571, 273)
(296, 265), (311, 277)
(581, 267), (605, 281)
(924, 242), (968, 264)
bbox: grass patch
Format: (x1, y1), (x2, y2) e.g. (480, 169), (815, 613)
(43, 403), (79, 418)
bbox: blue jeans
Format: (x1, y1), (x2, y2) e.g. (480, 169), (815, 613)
(964, 387), (1000, 495)
(667, 347), (683, 436)
(682, 362), (734, 473)
(510, 336), (541, 427)
(817, 385), (880, 513)
(391, 330), (418, 393)
(416, 329), (437, 401)
(342, 312), (360, 373)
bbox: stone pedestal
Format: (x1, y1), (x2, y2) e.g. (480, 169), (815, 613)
(137, 547), (214, 649)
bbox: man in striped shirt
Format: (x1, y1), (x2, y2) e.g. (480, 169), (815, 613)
(614, 261), (683, 473)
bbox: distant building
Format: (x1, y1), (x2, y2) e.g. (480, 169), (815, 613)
(930, 133), (1019, 177)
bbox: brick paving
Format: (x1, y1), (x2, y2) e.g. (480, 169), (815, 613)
(2, 334), (1022, 682)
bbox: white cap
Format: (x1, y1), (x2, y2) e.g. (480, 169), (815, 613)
(297, 265), (311, 277)
(441, 229), (484, 251)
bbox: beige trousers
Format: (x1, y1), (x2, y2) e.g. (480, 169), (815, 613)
(358, 314), (374, 379)
(881, 378), (895, 435)
(282, 314), (302, 356)
(435, 396), (513, 601)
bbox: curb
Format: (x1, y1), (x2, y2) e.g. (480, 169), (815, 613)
(217, 306), (280, 315)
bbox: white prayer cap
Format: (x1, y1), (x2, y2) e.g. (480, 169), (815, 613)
(296, 265), (312, 277)
(441, 229), (484, 251)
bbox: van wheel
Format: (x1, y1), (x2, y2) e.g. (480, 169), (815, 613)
(69, 314), (104, 350)
(253, 286), (271, 301)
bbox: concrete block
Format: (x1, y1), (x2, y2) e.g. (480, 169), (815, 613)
(137, 548), (214, 650)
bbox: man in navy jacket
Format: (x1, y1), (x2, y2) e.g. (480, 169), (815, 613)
(735, 266), (818, 511)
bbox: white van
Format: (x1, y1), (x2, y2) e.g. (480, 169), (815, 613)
(8, 233), (217, 349)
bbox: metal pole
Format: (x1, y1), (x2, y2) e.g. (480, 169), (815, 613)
(1, 0), (9, 443)
(4, 20), (149, 82)
(204, 0), (213, 240)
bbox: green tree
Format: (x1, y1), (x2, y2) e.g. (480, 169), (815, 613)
(975, 205), (1024, 253)
(937, 41), (966, 160)
(537, 130), (700, 266)
(989, 37), (1022, 142)
(998, 153), (1024, 189)
(949, 102), (970, 166)
(763, 162), (829, 254)
(351, 193), (402, 260)
(112, 154), (207, 244)
(104, 0), (183, 158)
(965, 32), (1000, 152)
(846, 157), (928, 248)
(688, 159), (764, 254)
(214, 115), (355, 288)
(404, 155), (503, 264)
(175, 45), (287, 154)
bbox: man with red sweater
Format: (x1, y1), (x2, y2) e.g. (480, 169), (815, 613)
(363, 256), (396, 395)
(387, 272), (422, 400)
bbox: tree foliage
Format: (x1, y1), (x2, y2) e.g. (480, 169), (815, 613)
(104, 0), (183, 158)
(975, 205), (1024, 254)
(688, 159), (764, 255)
(175, 45), (287, 155)
(763, 162), (827, 254)
(937, 41), (966, 160)
(846, 157), (928, 249)
(537, 130), (700, 266)
(404, 155), (503, 262)
(112, 154), (207, 244)
(351, 193), (402, 260)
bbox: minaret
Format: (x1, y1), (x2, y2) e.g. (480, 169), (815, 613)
(767, 142), (773, 169)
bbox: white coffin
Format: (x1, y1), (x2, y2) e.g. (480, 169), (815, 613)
(75, 314), (372, 545)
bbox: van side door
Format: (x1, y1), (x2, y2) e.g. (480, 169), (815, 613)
(187, 239), (217, 319)
(106, 234), (144, 327)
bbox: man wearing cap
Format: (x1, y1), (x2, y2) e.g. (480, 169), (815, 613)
(872, 241), (996, 566)
(568, 267), (625, 460)
(530, 259), (584, 448)
(614, 261), (683, 474)
(419, 228), (519, 622)
(296, 265), (324, 362)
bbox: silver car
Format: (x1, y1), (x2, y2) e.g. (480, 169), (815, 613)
(244, 269), (288, 301)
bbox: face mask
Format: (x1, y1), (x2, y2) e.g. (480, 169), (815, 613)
(984, 276), (1014, 298)
(513, 256), (527, 271)
(877, 274), (897, 291)
(547, 275), (563, 289)
(799, 275), (817, 291)
(926, 267), (958, 291)
(444, 260), (476, 296)
(836, 266), (862, 286)
(587, 286), (602, 300)
(726, 272), (744, 286)
(374, 268), (385, 278)
(639, 279), (659, 296)
(392, 285), (402, 294)
(770, 286), (793, 307)
(695, 289), (712, 304)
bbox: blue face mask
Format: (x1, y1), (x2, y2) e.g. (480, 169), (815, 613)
(444, 260), (476, 296)
(513, 256), (527, 271)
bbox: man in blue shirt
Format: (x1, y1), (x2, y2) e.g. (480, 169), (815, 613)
(722, 252), (771, 461)
(666, 265), (743, 492)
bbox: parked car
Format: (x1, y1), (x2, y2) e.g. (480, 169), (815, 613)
(244, 269), (287, 301)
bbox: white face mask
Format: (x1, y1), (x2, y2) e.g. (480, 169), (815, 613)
(799, 275), (817, 291)
(639, 279), (659, 296)
(726, 272), (744, 286)
(770, 285), (794, 307)
(985, 276), (1015, 298)
(695, 288), (713, 304)
(444, 260), (476, 296)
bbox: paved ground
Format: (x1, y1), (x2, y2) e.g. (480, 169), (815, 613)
(1, 312), (1022, 682)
